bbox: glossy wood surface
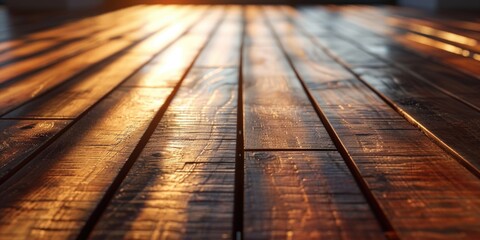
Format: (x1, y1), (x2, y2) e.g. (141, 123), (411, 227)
(0, 4), (479, 240)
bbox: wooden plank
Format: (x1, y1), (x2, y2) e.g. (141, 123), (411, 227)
(298, 6), (480, 108)
(91, 10), (236, 238)
(0, 6), (148, 58)
(0, 39), (132, 116)
(0, 87), (173, 239)
(243, 7), (334, 150)
(195, 7), (242, 67)
(4, 7), (210, 119)
(0, 6), (185, 86)
(26, 5), (151, 40)
(383, 6), (480, 33)
(2, 55), (149, 119)
(0, 7), (225, 239)
(0, 5), (210, 197)
(92, 68), (237, 240)
(292, 7), (480, 169)
(122, 35), (207, 88)
(0, 38), (106, 85)
(123, 6), (228, 88)
(0, 120), (70, 179)
(0, 40), (60, 65)
(244, 151), (384, 239)
(277, 8), (480, 238)
(442, 57), (480, 77)
(322, 6), (480, 78)
(0, 10), (93, 41)
(353, 67), (480, 170)
(243, 8), (386, 239)
(341, 6), (480, 45)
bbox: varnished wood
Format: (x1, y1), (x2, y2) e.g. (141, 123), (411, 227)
(0, 4), (480, 240)
(0, 86), (173, 239)
(195, 7), (242, 68)
(243, 7), (334, 150)
(291, 7), (480, 172)
(0, 39), (132, 116)
(91, 11), (233, 238)
(320, 6), (480, 78)
(0, 40), (60, 65)
(354, 67), (480, 169)
(92, 68), (237, 240)
(0, 120), (70, 179)
(245, 151), (384, 239)
(4, 7), (208, 119)
(272, 8), (480, 238)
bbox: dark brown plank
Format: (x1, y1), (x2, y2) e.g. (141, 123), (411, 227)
(92, 67), (237, 240)
(293, 7), (480, 170)
(0, 40), (59, 65)
(243, 7), (334, 150)
(242, 7), (385, 240)
(0, 38), (106, 85)
(353, 67), (480, 169)
(365, 6), (480, 34)
(4, 7), (208, 119)
(0, 6), (183, 86)
(0, 7), (209, 190)
(325, 6), (480, 78)
(277, 8), (480, 238)
(26, 5), (152, 40)
(0, 86), (172, 239)
(0, 39), (132, 115)
(90, 9), (235, 238)
(0, 120), (70, 179)
(2, 55), (149, 119)
(0, 7), (221, 239)
(245, 151), (384, 240)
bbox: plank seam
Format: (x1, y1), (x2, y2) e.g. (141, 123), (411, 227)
(75, 8), (226, 239)
(0, 6), (190, 117)
(299, 11), (480, 180)
(263, 7), (399, 240)
(244, 148), (337, 152)
(333, 10), (480, 81)
(233, 6), (246, 240)
(0, 7), (199, 187)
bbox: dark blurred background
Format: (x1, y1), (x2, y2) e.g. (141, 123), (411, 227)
(0, 0), (479, 11)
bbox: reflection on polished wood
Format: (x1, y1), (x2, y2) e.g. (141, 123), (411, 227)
(0, 4), (479, 240)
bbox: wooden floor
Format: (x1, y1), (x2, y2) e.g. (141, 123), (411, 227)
(0, 4), (480, 240)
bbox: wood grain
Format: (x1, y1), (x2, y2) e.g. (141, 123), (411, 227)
(291, 6), (480, 171)
(0, 120), (70, 179)
(321, 6), (480, 78)
(122, 35), (206, 88)
(0, 5), (479, 240)
(0, 6), (184, 86)
(245, 151), (384, 240)
(0, 39), (132, 116)
(354, 67), (480, 169)
(273, 11), (480, 238)
(299, 9), (480, 110)
(4, 7), (208, 119)
(92, 67), (237, 239)
(0, 38), (107, 85)
(0, 87), (173, 239)
(243, 7), (334, 150)
(26, 6), (153, 40)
